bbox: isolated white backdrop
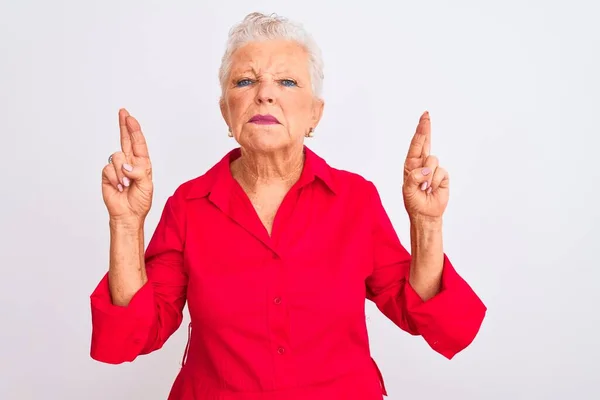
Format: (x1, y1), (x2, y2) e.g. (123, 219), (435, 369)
(1, 0), (598, 399)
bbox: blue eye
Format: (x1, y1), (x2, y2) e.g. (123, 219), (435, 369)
(280, 79), (297, 87)
(236, 79), (253, 87)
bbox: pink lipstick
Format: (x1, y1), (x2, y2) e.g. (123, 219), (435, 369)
(248, 114), (280, 125)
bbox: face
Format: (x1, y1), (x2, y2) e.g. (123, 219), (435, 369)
(220, 40), (324, 154)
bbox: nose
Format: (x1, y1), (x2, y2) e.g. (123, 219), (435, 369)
(257, 96), (274, 104)
(255, 81), (276, 105)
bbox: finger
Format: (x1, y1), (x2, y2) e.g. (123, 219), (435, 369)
(102, 163), (123, 192)
(420, 155), (439, 192)
(119, 108), (132, 157)
(405, 111), (430, 161)
(405, 166), (433, 192)
(428, 166), (449, 194)
(126, 116), (150, 158)
(421, 111), (431, 158)
(121, 158), (153, 191)
(110, 151), (130, 189)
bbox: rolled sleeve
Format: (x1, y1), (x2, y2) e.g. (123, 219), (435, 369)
(89, 195), (188, 364)
(402, 254), (487, 359)
(365, 181), (486, 359)
(90, 274), (156, 363)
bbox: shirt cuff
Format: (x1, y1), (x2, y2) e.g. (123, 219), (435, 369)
(89, 273), (155, 364)
(403, 254), (487, 359)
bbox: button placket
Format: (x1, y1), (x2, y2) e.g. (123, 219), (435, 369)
(266, 251), (292, 386)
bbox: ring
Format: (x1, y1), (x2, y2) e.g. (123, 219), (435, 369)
(108, 154), (113, 164)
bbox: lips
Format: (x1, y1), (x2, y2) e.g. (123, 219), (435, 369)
(248, 114), (280, 124)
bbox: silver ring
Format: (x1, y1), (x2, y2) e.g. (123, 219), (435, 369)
(108, 154), (113, 164)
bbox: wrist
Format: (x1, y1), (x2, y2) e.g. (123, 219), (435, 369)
(410, 215), (443, 231)
(409, 215), (444, 257)
(109, 217), (145, 233)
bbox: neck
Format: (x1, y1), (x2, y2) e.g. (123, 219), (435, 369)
(232, 146), (305, 190)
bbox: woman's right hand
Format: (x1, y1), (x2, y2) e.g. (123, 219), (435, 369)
(102, 109), (154, 226)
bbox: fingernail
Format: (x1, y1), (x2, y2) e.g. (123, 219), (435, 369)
(421, 182), (428, 191)
(123, 164), (133, 172)
(422, 168), (431, 175)
(427, 187), (432, 194)
(123, 177), (130, 187)
(117, 184), (123, 192)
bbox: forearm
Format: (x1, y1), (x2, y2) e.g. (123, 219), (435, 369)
(108, 218), (148, 306)
(408, 217), (444, 301)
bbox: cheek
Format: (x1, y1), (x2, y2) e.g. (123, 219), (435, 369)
(282, 95), (313, 124)
(227, 94), (250, 119)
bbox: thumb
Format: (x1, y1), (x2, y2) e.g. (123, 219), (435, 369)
(121, 161), (152, 188)
(404, 167), (432, 192)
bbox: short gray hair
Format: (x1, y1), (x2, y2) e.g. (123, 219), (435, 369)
(218, 12), (324, 99)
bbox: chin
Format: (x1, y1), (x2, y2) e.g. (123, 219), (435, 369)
(249, 139), (290, 154)
(242, 126), (292, 153)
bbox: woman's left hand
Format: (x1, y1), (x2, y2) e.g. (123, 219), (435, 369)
(402, 111), (449, 221)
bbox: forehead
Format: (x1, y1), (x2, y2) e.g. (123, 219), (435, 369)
(229, 40), (310, 76)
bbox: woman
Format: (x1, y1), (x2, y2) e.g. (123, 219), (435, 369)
(91, 12), (486, 400)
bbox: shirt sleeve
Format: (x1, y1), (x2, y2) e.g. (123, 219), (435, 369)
(364, 181), (486, 360)
(89, 195), (188, 364)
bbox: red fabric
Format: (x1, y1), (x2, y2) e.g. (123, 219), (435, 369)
(90, 146), (486, 399)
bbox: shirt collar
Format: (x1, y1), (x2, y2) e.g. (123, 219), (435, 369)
(185, 145), (337, 200)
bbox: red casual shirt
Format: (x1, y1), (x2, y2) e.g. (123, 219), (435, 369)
(90, 146), (486, 400)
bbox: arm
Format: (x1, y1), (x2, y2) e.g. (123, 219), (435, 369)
(90, 196), (187, 364)
(408, 217), (444, 301)
(107, 220), (147, 306)
(365, 182), (486, 359)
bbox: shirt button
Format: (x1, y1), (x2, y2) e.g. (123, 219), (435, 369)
(277, 347), (285, 355)
(273, 297), (282, 305)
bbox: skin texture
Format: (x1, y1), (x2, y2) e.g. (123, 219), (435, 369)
(402, 112), (449, 300)
(102, 109), (152, 305)
(220, 40), (324, 234)
(100, 40), (450, 306)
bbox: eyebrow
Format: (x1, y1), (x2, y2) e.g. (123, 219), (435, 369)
(230, 67), (257, 76)
(231, 66), (297, 77)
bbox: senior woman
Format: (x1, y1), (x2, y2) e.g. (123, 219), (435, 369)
(91, 12), (486, 400)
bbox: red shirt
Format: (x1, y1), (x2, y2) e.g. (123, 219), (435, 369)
(90, 146), (486, 400)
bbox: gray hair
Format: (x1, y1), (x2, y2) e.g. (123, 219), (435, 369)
(218, 12), (324, 99)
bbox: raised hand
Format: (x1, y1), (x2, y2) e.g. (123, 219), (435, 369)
(402, 111), (449, 220)
(102, 109), (154, 224)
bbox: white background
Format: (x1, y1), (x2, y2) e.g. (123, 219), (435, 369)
(1, 0), (599, 399)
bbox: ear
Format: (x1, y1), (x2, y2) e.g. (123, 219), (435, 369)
(219, 97), (229, 128)
(311, 98), (325, 128)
